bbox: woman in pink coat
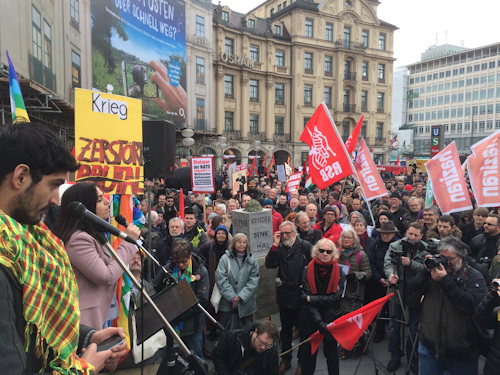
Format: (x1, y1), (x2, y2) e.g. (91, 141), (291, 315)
(55, 183), (140, 329)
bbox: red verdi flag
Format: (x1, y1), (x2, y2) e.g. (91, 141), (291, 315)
(354, 138), (389, 201)
(344, 115), (364, 154)
(467, 131), (500, 207)
(425, 142), (473, 214)
(300, 103), (354, 189)
(309, 293), (393, 354)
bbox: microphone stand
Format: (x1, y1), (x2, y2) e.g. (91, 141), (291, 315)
(94, 232), (208, 375)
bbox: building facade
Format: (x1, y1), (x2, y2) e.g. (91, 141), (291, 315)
(212, 0), (396, 166)
(406, 43), (500, 156)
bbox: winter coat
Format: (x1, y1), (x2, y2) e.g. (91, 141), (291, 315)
(473, 291), (500, 375)
(470, 233), (500, 263)
(312, 221), (342, 246)
(265, 238), (312, 309)
(338, 248), (372, 306)
(215, 250), (260, 318)
(297, 227), (322, 246)
(366, 236), (399, 282)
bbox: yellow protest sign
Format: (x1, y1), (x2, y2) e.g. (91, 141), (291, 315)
(74, 88), (143, 195)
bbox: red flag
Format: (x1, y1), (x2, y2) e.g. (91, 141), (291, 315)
(425, 142), (473, 214)
(344, 115), (364, 154)
(395, 155), (401, 166)
(266, 154), (275, 177)
(248, 156), (257, 176)
(178, 188), (185, 221)
(354, 138), (389, 201)
(467, 131), (500, 207)
(302, 158), (308, 176)
(300, 103), (354, 189)
(309, 293), (393, 354)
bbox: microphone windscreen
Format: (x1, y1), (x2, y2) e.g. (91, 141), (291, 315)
(67, 201), (86, 219)
(115, 214), (128, 227)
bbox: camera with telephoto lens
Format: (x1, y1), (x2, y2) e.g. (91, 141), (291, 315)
(478, 256), (491, 264)
(424, 254), (448, 269)
(426, 238), (440, 254)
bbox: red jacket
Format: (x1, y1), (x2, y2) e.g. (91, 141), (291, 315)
(272, 209), (283, 233)
(313, 221), (342, 246)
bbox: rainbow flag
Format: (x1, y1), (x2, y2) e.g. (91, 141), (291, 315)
(6, 51), (30, 123)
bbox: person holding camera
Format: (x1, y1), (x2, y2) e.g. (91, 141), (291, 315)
(473, 277), (500, 375)
(412, 237), (488, 375)
(383, 222), (429, 373)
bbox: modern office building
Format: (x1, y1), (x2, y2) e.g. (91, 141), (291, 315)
(212, 0), (396, 166)
(406, 42), (500, 156)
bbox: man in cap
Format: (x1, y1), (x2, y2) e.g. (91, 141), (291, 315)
(312, 206), (343, 246)
(388, 192), (407, 233)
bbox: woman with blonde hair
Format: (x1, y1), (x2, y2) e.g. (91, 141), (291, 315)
(297, 238), (345, 375)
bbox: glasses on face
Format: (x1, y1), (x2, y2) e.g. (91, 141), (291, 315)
(255, 335), (274, 349)
(318, 248), (333, 254)
(485, 222), (498, 226)
(281, 231), (293, 236)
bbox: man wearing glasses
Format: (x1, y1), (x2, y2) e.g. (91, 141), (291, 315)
(470, 214), (500, 266)
(213, 320), (279, 374)
(266, 221), (312, 374)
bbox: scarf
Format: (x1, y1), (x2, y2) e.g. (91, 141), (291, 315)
(0, 210), (91, 374)
(306, 258), (340, 295)
(171, 257), (197, 334)
(340, 246), (358, 260)
(357, 231), (369, 248)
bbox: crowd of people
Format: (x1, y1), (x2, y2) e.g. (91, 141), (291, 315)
(1, 121), (499, 375)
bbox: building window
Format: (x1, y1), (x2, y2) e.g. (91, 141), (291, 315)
(376, 122), (384, 139)
(378, 33), (386, 50)
(361, 90), (368, 111)
(249, 114), (259, 134)
(304, 85), (313, 106)
(275, 116), (284, 135)
(43, 20), (52, 70)
(361, 29), (369, 48)
(361, 121), (367, 138)
(70, 0), (79, 25)
(71, 50), (81, 87)
(224, 74), (233, 98)
(275, 83), (285, 104)
(276, 50), (285, 67)
(274, 25), (281, 35)
(270, 8), (275, 16)
(196, 15), (205, 37)
(222, 11), (229, 22)
(362, 61), (368, 80)
(325, 22), (333, 41)
(324, 56), (333, 75)
(195, 56), (205, 84)
(196, 98), (205, 130)
(377, 63), (385, 82)
(250, 79), (259, 101)
(304, 52), (313, 73)
(247, 19), (255, 29)
(324, 87), (332, 107)
(225, 38), (234, 55)
(377, 92), (385, 112)
(250, 45), (260, 62)
(343, 26), (351, 48)
(342, 121), (350, 140)
(32, 6), (42, 61)
(305, 18), (314, 38)
(224, 111), (234, 132)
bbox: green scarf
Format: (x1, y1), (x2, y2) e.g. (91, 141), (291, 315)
(0, 210), (92, 374)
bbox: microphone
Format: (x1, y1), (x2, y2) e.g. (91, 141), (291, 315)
(67, 201), (137, 244)
(115, 214), (145, 242)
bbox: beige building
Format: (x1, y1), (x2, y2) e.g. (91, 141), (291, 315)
(212, 0), (396, 166)
(406, 43), (500, 156)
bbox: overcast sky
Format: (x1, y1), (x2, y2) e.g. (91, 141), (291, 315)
(215, 0), (500, 67)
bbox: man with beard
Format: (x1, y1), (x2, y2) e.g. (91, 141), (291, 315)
(470, 214), (500, 264)
(460, 207), (488, 246)
(265, 221), (312, 374)
(426, 215), (462, 241)
(413, 237), (487, 375)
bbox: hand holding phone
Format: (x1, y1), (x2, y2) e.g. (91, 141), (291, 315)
(96, 335), (124, 352)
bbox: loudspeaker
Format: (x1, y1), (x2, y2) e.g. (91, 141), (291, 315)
(143, 120), (176, 179)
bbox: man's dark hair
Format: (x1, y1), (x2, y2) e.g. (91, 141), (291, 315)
(0, 122), (78, 184)
(487, 214), (500, 226)
(171, 238), (193, 260)
(423, 206), (440, 216)
(184, 207), (195, 216)
(255, 320), (279, 341)
(407, 222), (423, 233)
(438, 214), (456, 226)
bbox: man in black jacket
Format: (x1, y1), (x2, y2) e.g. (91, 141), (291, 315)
(266, 221), (312, 373)
(414, 237), (487, 375)
(213, 321), (279, 375)
(470, 214), (500, 265)
(460, 207), (488, 246)
(388, 192), (408, 233)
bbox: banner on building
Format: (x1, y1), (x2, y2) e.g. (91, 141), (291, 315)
(190, 156), (215, 194)
(425, 142), (472, 214)
(91, 0), (186, 127)
(467, 131), (500, 207)
(300, 103), (354, 189)
(74, 88), (143, 195)
(354, 138), (388, 201)
(286, 172), (302, 193)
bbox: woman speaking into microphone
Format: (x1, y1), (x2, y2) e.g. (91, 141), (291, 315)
(55, 183), (140, 330)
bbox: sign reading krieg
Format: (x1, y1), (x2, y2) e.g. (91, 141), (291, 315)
(75, 88), (143, 195)
(354, 138), (388, 201)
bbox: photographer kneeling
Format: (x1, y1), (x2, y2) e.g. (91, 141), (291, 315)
(416, 237), (487, 375)
(383, 222), (429, 373)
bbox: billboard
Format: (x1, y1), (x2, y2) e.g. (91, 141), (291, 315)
(91, 0), (186, 126)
